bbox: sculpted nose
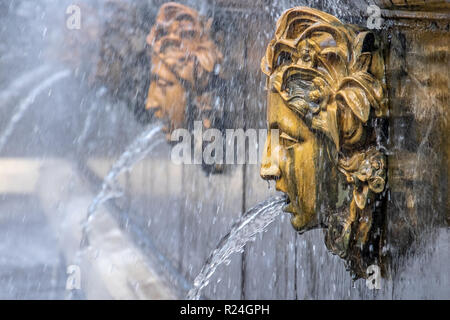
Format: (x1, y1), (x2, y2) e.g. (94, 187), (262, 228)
(260, 162), (281, 181)
(146, 98), (163, 119)
(146, 83), (164, 118)
(260, 136), (281, 180)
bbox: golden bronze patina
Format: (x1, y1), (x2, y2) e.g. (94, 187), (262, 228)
(260, 7), (388, 278)
(145, 2), (223, 135)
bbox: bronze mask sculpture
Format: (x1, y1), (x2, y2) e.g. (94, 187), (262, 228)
(260, 7), (388, 278)
(145, 2), (223, 135)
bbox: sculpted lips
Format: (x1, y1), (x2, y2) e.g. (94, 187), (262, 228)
(275, 177), (294, 214)
(282, 194), (293, 213)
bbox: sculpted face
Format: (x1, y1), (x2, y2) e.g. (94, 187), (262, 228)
(145, 2), (222, 133)
(260, 15), (341, 232)
(260, 7), (388, 278)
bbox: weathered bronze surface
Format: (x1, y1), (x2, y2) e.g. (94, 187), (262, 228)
(379, 1), (450, 277)
(145, 2), (223, 135)
(260, 7), (388, 278)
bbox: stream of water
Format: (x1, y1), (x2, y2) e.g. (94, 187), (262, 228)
(187, 196), (286, 300)
(76, 87), (107, 149)
(0, 65), (52, 106)
(0, 69), (71, 153)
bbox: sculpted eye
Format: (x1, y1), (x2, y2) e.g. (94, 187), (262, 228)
(154, 27), (168, 42)
(156, 77), (174, 87)
(279, 132), (300, 149)
(275, 51), (292, 69)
